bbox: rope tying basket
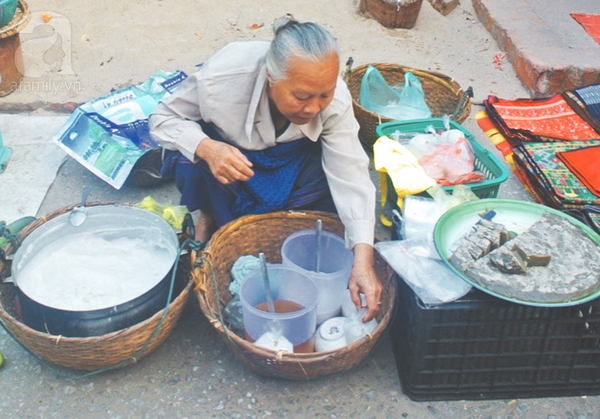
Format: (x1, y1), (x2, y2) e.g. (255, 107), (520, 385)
(192, 210), (396, 380)
(344, 62), (472, 151)
(0, 203), (193, 372)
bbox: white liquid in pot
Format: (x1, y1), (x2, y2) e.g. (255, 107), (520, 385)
(16, 229), (177, 311)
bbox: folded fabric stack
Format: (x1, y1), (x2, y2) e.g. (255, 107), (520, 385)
(478, 83), (600, 234)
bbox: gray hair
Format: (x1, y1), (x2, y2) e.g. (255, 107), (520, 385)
(266, 16), (340, 82)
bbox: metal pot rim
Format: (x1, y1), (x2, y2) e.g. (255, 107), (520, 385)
(12, 204), (179, 312)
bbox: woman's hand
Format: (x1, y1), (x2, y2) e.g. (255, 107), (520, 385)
(196, 137), (254, 184)
(348, 243), (383, 323)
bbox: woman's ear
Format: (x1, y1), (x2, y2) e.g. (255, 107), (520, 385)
(266, 71), (275, 87)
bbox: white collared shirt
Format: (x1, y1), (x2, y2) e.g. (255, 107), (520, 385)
(149, 41), (375, 247)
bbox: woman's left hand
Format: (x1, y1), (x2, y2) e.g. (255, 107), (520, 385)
(348, 243), (383, 323)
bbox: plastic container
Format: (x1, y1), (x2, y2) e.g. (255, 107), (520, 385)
(390, 275), (600, 401)
(240, 264), (318, 352)
(281, 229), (353, 324)
(377, 118), (509, 201)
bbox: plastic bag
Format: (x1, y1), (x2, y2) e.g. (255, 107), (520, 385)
(224, 295), (244, 333)
(360, 66), (431, 120)
(405, 125), (459, 159)
(401, 128), (485, 186)
(134, 196), (189, 230)
(254, 330), (293, 352)
(340, 291), (378, 344)
(400, 195), (447, 244)
(419, 136), (483, 185)
(375, 239), (471, 306)
(373, 135), (437, 210)
(427, 184), (479, 211)
(54, 70), (187, 189)
(397, 72), (432, 120)
(397, 185), (478, 250)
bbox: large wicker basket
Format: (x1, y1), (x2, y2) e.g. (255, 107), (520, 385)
(344, 62), (472, 151)
(192, 211), (396, 380)
(0, 0), (29, 37)
(0, 204), (193, 372)
(0, 0), (30, 97)
(359, 0), (424, 29)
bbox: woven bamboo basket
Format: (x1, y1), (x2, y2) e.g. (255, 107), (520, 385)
(359, 0), (424, 29)
(344, 62), (472, 151)
(192, 211), (396, 380)
(0, 203), (193, 372)
(0, 0), (30, 96)
(0, 0), (29, 38)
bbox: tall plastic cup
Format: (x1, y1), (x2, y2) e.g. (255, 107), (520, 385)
(280, 229), (353, 325)
(240, 264), (318, 353)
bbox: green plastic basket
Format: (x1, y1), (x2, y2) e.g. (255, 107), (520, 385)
(376, 118), (509, 203)
(0, 0), (18, 28)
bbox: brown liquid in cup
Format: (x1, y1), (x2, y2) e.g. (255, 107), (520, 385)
(245, 299), (315, 353)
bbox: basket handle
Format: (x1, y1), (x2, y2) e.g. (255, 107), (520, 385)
(191, 250), (209, 293)
(342, 57), (354, 83)
(451, 86), (474, 121)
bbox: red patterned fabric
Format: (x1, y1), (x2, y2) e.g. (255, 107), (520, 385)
(556, 145), (600, 198)
(572, 13), (600, 45)
(487, 94), (599, 141)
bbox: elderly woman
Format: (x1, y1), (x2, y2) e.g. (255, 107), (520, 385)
(149, 17), (382, 322)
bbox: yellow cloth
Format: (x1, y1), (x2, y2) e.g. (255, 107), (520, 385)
(373, 135), (437, 215)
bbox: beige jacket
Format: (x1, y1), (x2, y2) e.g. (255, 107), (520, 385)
(149, 41), (376, 247)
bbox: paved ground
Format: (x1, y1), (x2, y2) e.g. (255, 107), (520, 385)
(474, 0), (600, 97)
(1, 0), (600, 418)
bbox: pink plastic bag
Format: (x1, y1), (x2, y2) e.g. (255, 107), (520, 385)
(418, 136), (485, 186)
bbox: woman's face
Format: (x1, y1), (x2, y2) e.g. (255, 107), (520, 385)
(268, 52), (340, 126)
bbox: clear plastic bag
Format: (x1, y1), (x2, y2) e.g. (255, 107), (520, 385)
(400, 195), (447, 244)
(360, 66), (432, 120)
(397, 186), (478, 248)
(377, 186), (479, 306)
(224, 295), (244, 333)
(340, 291), (378, 344)
(375, 239), (471, 306)
(397, 72), (433, 120)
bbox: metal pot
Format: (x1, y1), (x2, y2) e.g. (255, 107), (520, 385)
(9, 205), (180, 337)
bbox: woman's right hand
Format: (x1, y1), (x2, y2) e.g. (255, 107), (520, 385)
(196, 138), (254, 184)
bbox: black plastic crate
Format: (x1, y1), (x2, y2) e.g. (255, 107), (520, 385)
(390, 276), (600, 401)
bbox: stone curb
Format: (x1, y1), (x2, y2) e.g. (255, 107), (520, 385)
(0, 101), (81, 114)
